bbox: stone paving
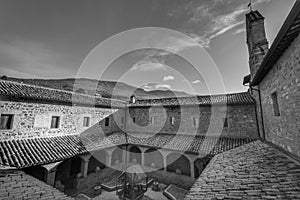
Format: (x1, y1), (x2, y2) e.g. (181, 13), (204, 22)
(185, 141), (300, 200)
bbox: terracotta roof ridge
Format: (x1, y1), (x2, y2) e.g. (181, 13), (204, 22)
(135, 91), (250, 101)
(0, 79), (127, 103)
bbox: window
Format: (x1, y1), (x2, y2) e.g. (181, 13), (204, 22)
(271, 92), (280, 116)
(83, 117), (90, 127)
(133, 117), (136, 123)
(105, 117), (110, 127)
(223, 118), (228, 128)
(50, 116), (60, 129)
(170, 117), (175, 125)
(193, 117), (198, 127)
(0, 114), (14, 130)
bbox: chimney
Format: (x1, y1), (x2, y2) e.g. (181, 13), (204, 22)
(246, 10), (269, 81)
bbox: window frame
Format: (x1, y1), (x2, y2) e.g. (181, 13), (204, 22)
(104, 117), (110, 127)
(223, 117), (228, 128)
(0, 114), (14, 130)
(50, 116), (60, 129)
(83, 116), (90, 127)
(271, 91), (281, 117)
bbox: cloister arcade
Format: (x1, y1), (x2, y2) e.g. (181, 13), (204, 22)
(26, 145), (211, 187)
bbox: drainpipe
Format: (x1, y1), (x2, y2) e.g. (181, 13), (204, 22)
(250, 86), (266, 141)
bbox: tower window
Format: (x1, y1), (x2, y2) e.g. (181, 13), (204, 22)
(0, 114), (14, 130)
(83, 117), (90, 127)
(133, 117), (136, 123)
(51, 116), (60, 129)
(105, 117), (110, 126)
(271, 92), (280, 116)
(223, 118), (228, 128)
(170, 117), (175, 125)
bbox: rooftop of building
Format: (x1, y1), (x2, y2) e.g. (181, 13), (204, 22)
(0, 132), (255, 169)
(185, 141), (300, 200)
(129, 92), (255, 107)
(0, 79), (127, 108)
(0, 169), (72, 199)
(251, 0), (300, 85)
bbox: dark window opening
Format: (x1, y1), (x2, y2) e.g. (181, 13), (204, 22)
(0, 114), (14, 130)
(51, 116), (60, 129)
(133, 117), (136, 123)
(223, 118), (228, 128)
(83, 117), (90, 127)
(271, 92), (280, 116)
(105, 117), (110, 126)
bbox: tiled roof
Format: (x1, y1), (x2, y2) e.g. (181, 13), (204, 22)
(252, 1), (300, 85)
(127, 133), (255, 155)
(0, 80), (126, 108)
(0, 169), (73, 199)
(0, 132), (254, 168)
(129, 92), (255, 107)
(0, 135), (87, 168)
(185, 141), (300, 200)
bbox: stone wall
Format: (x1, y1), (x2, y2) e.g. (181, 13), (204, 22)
(0, 100), (124, 140)
(259, 33), (300, 158)
(126, 104), (258, 139)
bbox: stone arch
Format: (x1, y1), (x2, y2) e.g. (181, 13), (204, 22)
(111, 147), (123, 166)
(166, 153), (191, 176)
(129, 145), (142, 164)
(194, 156), (211, 178)
(144, 148), (164, 169)
(88, 150), (108, 174)
(55, 156), (82, 190)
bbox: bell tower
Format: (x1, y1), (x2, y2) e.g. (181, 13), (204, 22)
(246, 10), (269, 81)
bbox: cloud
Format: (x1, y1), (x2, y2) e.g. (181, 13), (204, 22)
(233, 27), (246, 35)
(141, 83), (172, 91)
(168, 0), (271, 47)
(130, 62), (168, 71)
(192, 80), (201, 84)
(163, 75), (175, 81)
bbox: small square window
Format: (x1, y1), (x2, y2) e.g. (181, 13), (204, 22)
(51, 116), (60, 129)
(105, 117), (110, 127)
(271, 92), (280, 116)
(83, 117), (90, 127)
(223, 118), (228, 128)
(0, 114), (14, 130)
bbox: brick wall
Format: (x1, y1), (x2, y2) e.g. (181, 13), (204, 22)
(259, 34), (300, 157)
(0, 100), (124, 140)
(126, 104), (258, 139)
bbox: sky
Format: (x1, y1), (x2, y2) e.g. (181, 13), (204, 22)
(0, 0), (296, 95)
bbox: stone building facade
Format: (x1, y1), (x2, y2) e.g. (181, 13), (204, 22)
(0, 100), (124, 140)
(127, 102), (258, 139)
(246, 1), (300, 159)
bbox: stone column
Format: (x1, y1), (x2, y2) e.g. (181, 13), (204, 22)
(107, 151), (113, 167)
(140, 147), (147, 166)
(79, 154), (91, 178)
(190, 162), (195, 179)
(46, 169), (56, 186)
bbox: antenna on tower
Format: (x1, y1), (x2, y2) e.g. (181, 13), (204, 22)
(248, 0), (253, 12)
